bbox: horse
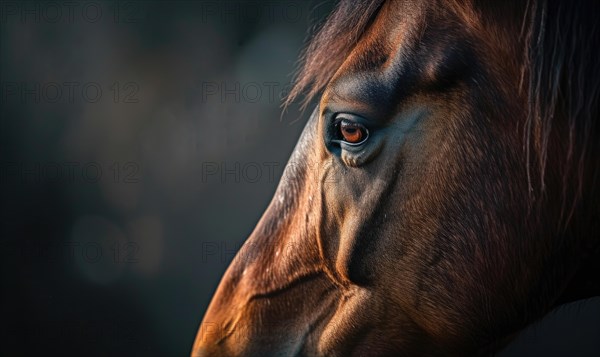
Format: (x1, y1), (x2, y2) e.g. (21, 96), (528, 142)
(192, 0), (599, 355)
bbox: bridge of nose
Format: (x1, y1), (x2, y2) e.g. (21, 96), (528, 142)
(191, 215), (340, 356)
(192, 145), (337, 355)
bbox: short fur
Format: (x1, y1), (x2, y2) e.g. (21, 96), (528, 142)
(194, 1), (600, 356)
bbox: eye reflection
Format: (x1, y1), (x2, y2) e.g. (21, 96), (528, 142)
(335, 118), (369, 145)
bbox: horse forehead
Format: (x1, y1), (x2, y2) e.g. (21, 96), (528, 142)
(321, 1), (528, 110)
(324, 1), (474, 104)
(340, 2), (424, 74)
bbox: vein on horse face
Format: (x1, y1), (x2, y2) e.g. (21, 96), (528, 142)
(246, 269), (328, 301)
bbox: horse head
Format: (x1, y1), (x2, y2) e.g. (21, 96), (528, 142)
(193, 1), (599, 355)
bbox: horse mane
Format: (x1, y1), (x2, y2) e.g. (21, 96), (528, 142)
(284, 0), (385, 109)
(286, 0), (599, 222)
(524, 0), (599, 223)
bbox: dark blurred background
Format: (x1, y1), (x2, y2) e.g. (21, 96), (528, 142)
(0, 1), (598, 356)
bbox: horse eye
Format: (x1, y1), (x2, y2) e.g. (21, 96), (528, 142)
(337, 119), (369, 145)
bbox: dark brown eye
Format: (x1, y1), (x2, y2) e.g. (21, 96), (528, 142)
(339, 119), (368, 144)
